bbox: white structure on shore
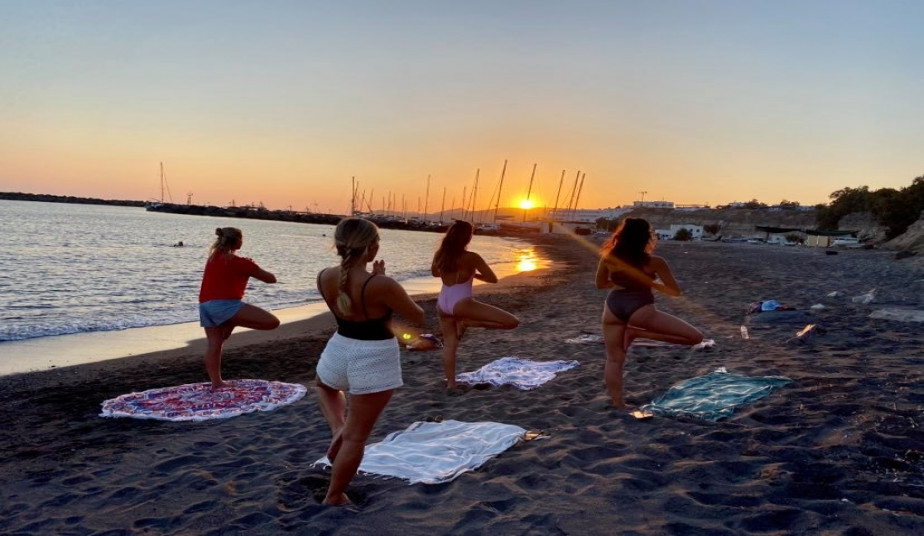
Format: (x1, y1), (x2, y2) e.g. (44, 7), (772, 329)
(545, 207), (631, 223)
(632, 200), (675, 209)
(655, 224), (704, 240)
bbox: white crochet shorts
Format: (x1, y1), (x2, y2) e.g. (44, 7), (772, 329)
(316, 333), (403, 395)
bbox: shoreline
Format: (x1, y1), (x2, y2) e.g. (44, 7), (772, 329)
(0, 249), (551, 377)
(2, 236), (922, 534)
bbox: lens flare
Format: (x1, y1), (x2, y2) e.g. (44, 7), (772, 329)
(518, 199), (534, 210)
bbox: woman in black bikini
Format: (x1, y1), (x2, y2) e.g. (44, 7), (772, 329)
(595, 218), (703, 409)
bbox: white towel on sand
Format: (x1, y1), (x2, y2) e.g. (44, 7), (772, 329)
(313, 420), (526, 484)
(456, 356), (579, 390)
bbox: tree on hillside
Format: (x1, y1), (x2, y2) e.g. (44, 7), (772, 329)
(816, 186), (871, 230)
(743, 199), (767, 209)
(875, 177), (924, 238)
(779, 200), (800, 209)
(816, 177), (924, 238)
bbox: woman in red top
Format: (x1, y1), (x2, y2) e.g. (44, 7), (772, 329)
(198, 227), (279, 389)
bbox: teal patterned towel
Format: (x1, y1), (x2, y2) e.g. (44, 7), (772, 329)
(642, 368), (791, 421)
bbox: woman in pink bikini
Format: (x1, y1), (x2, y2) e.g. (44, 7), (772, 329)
(431, 220), (519, 390)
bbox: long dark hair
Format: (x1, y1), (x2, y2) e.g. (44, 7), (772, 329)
(433, 220), (474, 273)
(603, 218), (655, 268)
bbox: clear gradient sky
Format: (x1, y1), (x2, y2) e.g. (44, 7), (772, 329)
(2, 1), (922, 213)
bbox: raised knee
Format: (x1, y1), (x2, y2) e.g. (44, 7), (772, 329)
(263, 316), (281, 330)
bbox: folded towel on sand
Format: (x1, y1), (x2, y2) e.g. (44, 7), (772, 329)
(99, 379), (307, 421)
(642, 368), (791, 421)
(456, 356), (579, 390)
(313, 420), (527, 484)
(564, 334), (603, 344)
(564, 334), (715, 351)
(745, 310), (813, 324)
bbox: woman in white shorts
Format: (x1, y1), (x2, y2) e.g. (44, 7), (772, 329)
(315, 218), (423, 506)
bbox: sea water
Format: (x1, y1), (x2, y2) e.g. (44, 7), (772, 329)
(0, 200), (546, 373)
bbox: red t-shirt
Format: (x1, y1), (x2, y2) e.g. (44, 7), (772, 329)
(198, 254), (261, 303)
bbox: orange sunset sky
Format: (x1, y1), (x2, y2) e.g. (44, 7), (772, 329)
(1, 1), (922, 213)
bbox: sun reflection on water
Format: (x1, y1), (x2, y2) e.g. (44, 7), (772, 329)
(515, 247), (540, 272)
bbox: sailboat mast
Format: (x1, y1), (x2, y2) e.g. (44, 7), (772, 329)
(461, 186), (467, 222)
(160, 162), (165, 203)
(423, 174), (431, 223)
(351, 177), (357, 216)
(564, 170), (580, 220)
(552, 169), (565, 221)
(571, 173), (586, 219)
(523, 163), (537, 222)
(440, 186), (446, 224)
(469, 169), (479, 224)
(493, 159), (507, 224)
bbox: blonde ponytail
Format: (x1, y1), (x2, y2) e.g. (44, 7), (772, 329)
(210, 227), (243, 256)
(332, 218), (380, 316)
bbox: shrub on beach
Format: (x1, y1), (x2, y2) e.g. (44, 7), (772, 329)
(673, 228), (694, 241)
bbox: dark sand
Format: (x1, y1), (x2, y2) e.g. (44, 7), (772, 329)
(1, 236), (922, 535)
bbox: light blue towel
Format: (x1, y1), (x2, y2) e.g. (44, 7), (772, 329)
(642, 368), (792, 421)
(456, 356), (580, 390)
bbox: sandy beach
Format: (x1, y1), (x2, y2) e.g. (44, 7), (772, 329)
(1, 235), (922, 535)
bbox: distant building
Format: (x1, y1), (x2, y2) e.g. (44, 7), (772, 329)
(632, 200), (675, 209)
(655, 224), (703, 240)
(546, 207), (630, 223)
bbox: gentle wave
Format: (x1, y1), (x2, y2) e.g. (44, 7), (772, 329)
(0, 200), (541, 342)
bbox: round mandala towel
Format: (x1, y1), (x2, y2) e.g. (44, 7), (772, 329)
(100, 379), (307, 421)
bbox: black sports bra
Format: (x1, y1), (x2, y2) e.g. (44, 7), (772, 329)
(317, 270), (394, 340)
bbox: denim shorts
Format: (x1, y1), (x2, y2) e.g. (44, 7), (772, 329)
(199, 299), (244, 328)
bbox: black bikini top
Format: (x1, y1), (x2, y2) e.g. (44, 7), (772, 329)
(318, 270), (394, 340)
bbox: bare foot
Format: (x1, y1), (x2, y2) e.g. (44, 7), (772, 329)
(210, 380), (232, 391)
(326, 429), (343, 463)
(611, 397), (632, 409)
(323, 492), (353, 506)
